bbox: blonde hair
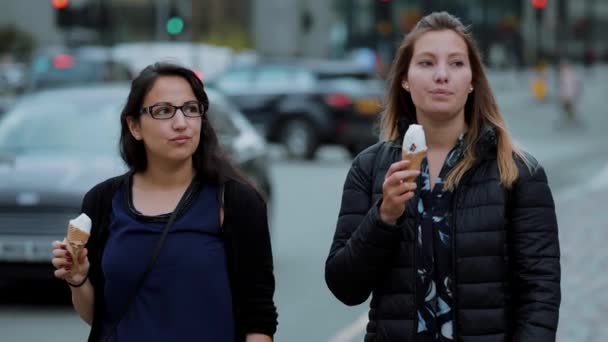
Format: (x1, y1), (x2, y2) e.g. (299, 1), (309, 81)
(380, 11), (528, 190)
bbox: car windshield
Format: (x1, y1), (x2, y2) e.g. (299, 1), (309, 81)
(316, 71), (383, 93)
(30, 55), (132, 91)
(0, 94), (121, 154)
(316, 71), (375, 81)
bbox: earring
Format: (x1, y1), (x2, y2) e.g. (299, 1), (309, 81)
(403, 82), (410, 91)
(469, 86), (474, 92)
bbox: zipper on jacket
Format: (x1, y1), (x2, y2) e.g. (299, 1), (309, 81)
(450, 163), (479, 340)
(411, 172), (424, 341)
(450, 189), (460, 341)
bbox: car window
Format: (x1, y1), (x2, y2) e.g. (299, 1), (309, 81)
(316, 71), (383, 93)
(207, 104), (239, 138)
(316, 71), (376, 81)
(255, 67), (291, 89)
(0, 98), (120, 154)
(215, 68), (253, 93)
(29, 55), (132, 91)
(292, 69), (315, 88)
(253, 66), (314, 92)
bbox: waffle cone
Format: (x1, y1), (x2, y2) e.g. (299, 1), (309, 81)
(67, 225), (90, 242)
(402, 150), (426, 182)
(66, 224), (90, 275)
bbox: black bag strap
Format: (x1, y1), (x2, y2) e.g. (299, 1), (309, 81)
(102, 178), (198, 342)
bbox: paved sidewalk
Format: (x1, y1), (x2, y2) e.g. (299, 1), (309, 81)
(492, 64), (608, 193)
(555, 167), (608, 342)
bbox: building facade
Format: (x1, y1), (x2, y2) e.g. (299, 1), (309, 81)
(1, 0), (606, 64)
(337, 0), (608, 67)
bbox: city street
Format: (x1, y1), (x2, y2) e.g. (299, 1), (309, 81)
(1, 67), (607, 341)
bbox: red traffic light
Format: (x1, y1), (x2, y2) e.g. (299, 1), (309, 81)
(531, 0), (547, 9)
(51, 0), (70, 10)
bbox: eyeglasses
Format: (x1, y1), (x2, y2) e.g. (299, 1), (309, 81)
(140, 101), (207, 120)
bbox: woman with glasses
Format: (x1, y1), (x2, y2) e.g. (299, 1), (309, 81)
(325, 12), (560, 341)
(51, 62), (278, 342)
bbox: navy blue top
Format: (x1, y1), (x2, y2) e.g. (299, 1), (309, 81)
(101, 177), (235, 341)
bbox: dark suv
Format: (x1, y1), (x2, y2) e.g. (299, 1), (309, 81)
(210, 60), (384, 159)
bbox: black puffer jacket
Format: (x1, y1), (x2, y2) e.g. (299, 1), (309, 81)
(325, 128), (560, 342)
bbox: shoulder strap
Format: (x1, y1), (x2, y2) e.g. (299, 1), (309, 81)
(219, 180), (226, 209)
(102, 177), (199, 342)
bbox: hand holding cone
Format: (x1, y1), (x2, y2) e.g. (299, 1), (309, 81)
(65, 214), (91, 276)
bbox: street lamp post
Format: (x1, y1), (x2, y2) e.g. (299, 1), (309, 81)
(556, 0), (568, 61)
(155, 0), (167, 40)
(531, 0), (547, 63)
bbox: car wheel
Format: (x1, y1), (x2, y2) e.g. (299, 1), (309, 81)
(281, 118), (318, 160)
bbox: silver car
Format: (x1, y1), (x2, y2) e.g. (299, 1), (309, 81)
(0, 84), (271, 282)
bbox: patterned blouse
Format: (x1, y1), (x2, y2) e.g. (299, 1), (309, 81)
(416, 134), (466, 341)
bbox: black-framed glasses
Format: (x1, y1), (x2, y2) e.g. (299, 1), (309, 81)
(140, 101), (207, 120)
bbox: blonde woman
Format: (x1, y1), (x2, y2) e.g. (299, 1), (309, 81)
(325, 12), (560, 342)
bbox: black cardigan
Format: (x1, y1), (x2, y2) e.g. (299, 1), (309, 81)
(80, 174), (278, 341)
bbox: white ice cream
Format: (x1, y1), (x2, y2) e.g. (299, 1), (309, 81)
(402, 124), (427, 153)
(69, 213), (92, 234)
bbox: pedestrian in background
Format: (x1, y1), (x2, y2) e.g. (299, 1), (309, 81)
(51, 62), (277, 342)
(558, 60), (582, 125)
(325, 12), (560, 342)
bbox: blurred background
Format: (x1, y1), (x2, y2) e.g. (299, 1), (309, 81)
(0, 0), (606, 341)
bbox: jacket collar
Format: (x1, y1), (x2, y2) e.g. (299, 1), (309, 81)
(474, 123), (498, 159)
(395, 118), (498, 159)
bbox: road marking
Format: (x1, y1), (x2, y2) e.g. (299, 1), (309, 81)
(328, 312), (368, 342)
(328, 161), (608, 342)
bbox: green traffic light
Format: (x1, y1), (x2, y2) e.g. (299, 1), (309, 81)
(166, 16), (184, 35)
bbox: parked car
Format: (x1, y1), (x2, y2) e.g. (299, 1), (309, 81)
(209, 60), (384, 159)
(25, 51), (133, 93)
(0, 62), (27, 115)
(0, 84), (271, 282)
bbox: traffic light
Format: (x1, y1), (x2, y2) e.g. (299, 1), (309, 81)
(51, 0), (70, 10)
(166, 5), (184, 36)
(375, 0), (393, 35)
(52, 0), (74, 28)
(531, 0), (547, 62)
(52, 1), (110, 31)
(531, 0), (548, 10)
(300, 10), (313, 34)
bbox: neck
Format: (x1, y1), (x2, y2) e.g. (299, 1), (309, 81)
(416, 111), (467, 150)
(137, 157), (195, 190)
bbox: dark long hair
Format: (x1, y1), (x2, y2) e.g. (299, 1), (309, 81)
(119, 62), (246, 185)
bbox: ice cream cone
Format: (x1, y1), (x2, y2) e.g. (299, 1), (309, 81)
(401, 124), (427, 182)
(402, 150), (427, 181)
(66, 214), (91, 275)
(66, 225), (88, 274)
(67, 224), (90, 242)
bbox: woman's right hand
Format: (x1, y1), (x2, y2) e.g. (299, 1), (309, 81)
(51, 240), (89, 285)
(379, 160), (420, 225)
